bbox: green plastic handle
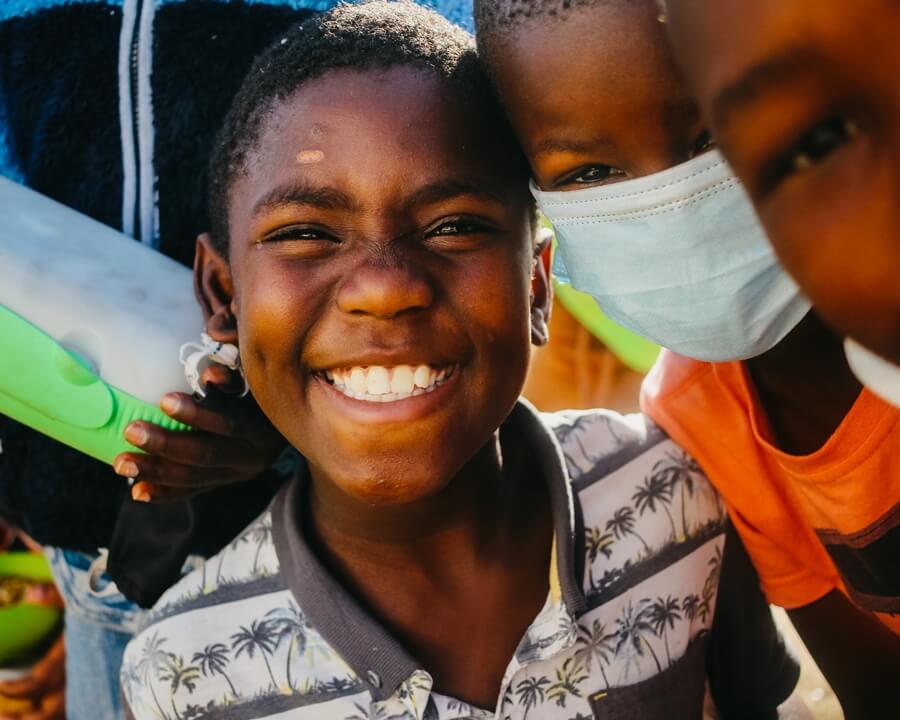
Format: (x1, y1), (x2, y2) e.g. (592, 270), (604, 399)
(0, 305), (189, 465)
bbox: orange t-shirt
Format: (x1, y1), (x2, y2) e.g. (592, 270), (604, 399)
(641, 350), (900, 633)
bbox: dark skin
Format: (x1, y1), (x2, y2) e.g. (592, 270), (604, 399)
(483, 1), (898, 715)
(111, 363), (285, 503)
(196, 66), (556, 708)
(665, 0), (900, 367)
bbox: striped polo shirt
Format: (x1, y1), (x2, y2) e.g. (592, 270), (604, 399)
(122, 402), (728, 719)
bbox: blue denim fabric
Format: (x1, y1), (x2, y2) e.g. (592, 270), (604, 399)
(45, 547), (147, 720)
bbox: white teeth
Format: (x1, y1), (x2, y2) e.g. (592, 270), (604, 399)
(390, 365), (415, 395)
(366, 366), (391, 395)
(321, 363), (454, 403)
(349, 367), (367, 394)
(413, 364), (432, 389)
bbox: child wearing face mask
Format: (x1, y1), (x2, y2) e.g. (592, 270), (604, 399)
(473, 0), (899, 717)
(661, 0), (900, 411)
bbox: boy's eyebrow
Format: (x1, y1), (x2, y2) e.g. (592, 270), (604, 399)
(712, 45), (821, 131)
(405, 179), (508, 208)
(532, 136), (617, 157)
(252, 180), (357, 215)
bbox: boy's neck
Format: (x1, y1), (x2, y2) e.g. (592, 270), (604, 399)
(303, 418), (553, 708)
(746, 311), (863, 456)
(308, 436), (505, 547)
(306, 428), (547, 568)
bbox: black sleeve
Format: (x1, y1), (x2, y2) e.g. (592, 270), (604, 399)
(706, 520), (801, 719)
(0, 414), (126, 551)
(105, 467), (288, 608)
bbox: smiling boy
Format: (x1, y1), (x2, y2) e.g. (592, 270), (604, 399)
(120, 4), (733, 719)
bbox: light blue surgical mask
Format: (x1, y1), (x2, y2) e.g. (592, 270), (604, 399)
(533, 150), (811, 362)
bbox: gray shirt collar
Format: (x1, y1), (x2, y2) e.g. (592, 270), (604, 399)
(270, 399), (585, 702)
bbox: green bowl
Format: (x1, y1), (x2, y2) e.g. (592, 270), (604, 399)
(0, 553), (62, 666)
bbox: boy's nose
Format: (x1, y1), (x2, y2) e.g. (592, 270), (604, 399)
(336, 258), (434, 319)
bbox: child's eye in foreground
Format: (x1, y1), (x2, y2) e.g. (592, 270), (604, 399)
(558, 165), (627, 188)
(422, 217), (499, 252)
(427, 217), (493, 238)
(260, 224), (339, 244)
(767, 115), (860, 190)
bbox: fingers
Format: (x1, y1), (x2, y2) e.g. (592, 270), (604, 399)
(117, 424), (265, 471)
(157, 392), (240, 437)
(129, 481), (210, 504)
(114, 451), (254, 492)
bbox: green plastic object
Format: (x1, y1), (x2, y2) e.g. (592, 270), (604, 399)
(0, 553), (62, 666)
(0, 305), (188, 465)
(554, 281), (660, 374)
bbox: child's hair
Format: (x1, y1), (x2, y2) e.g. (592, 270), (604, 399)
(474, 0), (607, 37)
(473, 1), (653, 58)
(208, 0), (528, 255)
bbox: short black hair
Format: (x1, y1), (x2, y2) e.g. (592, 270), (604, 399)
(474, 0), (605, 36)
(208, 0), (528, 254)
(474, 0), (647, 48)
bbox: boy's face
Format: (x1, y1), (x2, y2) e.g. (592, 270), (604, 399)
(210, 67), (541, 504)
(666, 0), (900, 365)
(484, 1), (711, 192)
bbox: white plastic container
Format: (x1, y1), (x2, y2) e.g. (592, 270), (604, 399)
(0, 177), (201, 463)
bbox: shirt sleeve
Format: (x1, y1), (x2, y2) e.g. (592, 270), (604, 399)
(706, 521), (800, 717)
(725, 501), (836, 610)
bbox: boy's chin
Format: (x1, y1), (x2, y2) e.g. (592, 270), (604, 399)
(328, 458), (460, 507)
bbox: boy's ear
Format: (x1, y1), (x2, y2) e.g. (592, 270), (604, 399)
(530, 229), (553, 347)
(194, 232), (238, 344)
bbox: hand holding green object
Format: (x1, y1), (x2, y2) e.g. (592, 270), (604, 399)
(113, 362), (286, 503)
(0, 305), (188, 465)
(0, 179), (287, 501)
(0, 177), (201, 466)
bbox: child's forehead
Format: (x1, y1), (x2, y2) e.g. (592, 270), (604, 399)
(231, 66), (529, 220)
(667, 0), (894, 116)
(248, 67), (517, 180)
(257, 67), (475, 149)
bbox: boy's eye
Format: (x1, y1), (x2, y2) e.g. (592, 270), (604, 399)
(424, 217), (496, 250)
(558, 165), (627, 188)
(766, 115), (860, 188)
(690, 130), (717, 158)
(261, 225), (338, 244)
(427, 218), (491, 237)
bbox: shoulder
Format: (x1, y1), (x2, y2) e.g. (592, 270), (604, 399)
(140, 510), (282, 628)
(545, 407), (728, 605)
(640, 350), (714, 408)
(122, 511), (325, 718)
(542, 407), (670, 488)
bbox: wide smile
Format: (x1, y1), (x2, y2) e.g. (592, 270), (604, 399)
(313, 363), (458, 403)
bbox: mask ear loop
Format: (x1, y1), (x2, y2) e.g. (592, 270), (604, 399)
(179, 332), (249, 398)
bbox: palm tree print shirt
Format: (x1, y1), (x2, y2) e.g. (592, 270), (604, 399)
(121, 402), (731, 720)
